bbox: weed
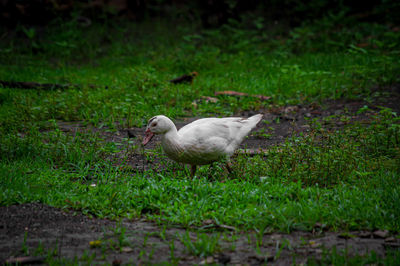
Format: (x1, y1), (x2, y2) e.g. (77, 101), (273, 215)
(307, 247), (400, 265)
(143, 234), (149, 247)
(180, 232), (221, 257)
(252, 128), (273, 139)
(148, 245), (156, 260)
(169, 239), (178, 264)
(160, 225), (167, 241)
(138, 249), (146, 260)
(274, 239), (292, 260)
(80, 250), (96, 264)
(21, 231), (29, 255)
(114, 223), (129, 249)
(33, 241), (45, 256)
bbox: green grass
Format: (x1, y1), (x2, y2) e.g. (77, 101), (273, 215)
(1, 15), (400, 262)
(307, 247), (400, 266)
(1, 18), (399, 130)
(1, 108), (399, 231)
(179, 232), (221, 257)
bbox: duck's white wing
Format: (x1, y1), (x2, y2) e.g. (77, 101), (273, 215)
(179, 116), (261, 144)
(178, 117), (243, 143)
(177, 116), (262, 164)
(176, 120), (231, 164)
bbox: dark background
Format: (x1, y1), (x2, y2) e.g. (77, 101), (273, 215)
(1, 0), (399, 28)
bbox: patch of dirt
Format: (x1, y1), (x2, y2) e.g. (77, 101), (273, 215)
(55, 84), (400, 172)
(1, 203), (399, 265)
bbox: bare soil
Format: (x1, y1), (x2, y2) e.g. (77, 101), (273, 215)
(1, 85), (400, 265)
(1, 203), (399, 265)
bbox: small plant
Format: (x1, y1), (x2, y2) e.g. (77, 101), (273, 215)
(252, 128), (273, 139)
(307, 246), (400, 265)
(169, 240), (179, 264)
(79, 250), (96, 264)
(21, 231), (29, 255)
(274, 239), (292, 260)
(138, 249), (146, 260)
(180, 232), (221, 257)
(254, 223), (269, 250)
(33, 241), (45, 256)
(159, 225), (167, 241)
(111, 222), (130, 250)
(143, 234), (149, 247)
(148, 245), (156, 260)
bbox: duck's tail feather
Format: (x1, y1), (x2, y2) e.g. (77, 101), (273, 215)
(246, 114), (263, 127)
(233, 114), (263, 144)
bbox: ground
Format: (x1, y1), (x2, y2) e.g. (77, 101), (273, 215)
(1, 85), (399, 265)
(1, 203), (398, 265)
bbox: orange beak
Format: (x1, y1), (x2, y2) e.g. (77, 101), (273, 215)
(142, 128), (154, 146)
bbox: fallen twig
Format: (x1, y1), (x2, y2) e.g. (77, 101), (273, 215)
(235, 148), (270, 156)
(5, 256), (45, 265)
(215, 90), (271, 101)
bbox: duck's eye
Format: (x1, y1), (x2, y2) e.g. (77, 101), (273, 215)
(152, 122), (157, 127)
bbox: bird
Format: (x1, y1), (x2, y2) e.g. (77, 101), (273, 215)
(127, 129), (136, 138)
(169, 72), (198, 84)
(142, 114), (263, 176)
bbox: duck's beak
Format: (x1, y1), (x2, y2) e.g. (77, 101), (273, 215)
(142, 128), (154, 146)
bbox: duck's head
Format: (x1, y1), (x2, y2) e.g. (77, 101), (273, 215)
(142, 115), (174, 145)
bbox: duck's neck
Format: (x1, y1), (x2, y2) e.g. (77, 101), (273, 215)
(162, 126), (180, 147)
(161, 127), (183, 157)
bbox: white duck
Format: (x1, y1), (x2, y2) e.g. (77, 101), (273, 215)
(142, 114), (263, 176)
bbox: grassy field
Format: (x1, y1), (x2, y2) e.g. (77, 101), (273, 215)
(1, 16), (400, 263)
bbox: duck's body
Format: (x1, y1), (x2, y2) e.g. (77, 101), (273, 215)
(143, 114), (263, 175)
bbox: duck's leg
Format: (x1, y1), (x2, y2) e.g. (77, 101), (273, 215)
(190, 165), (197, 177)
(207, 163), (216, 179)
(225, 160), (233, 174)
